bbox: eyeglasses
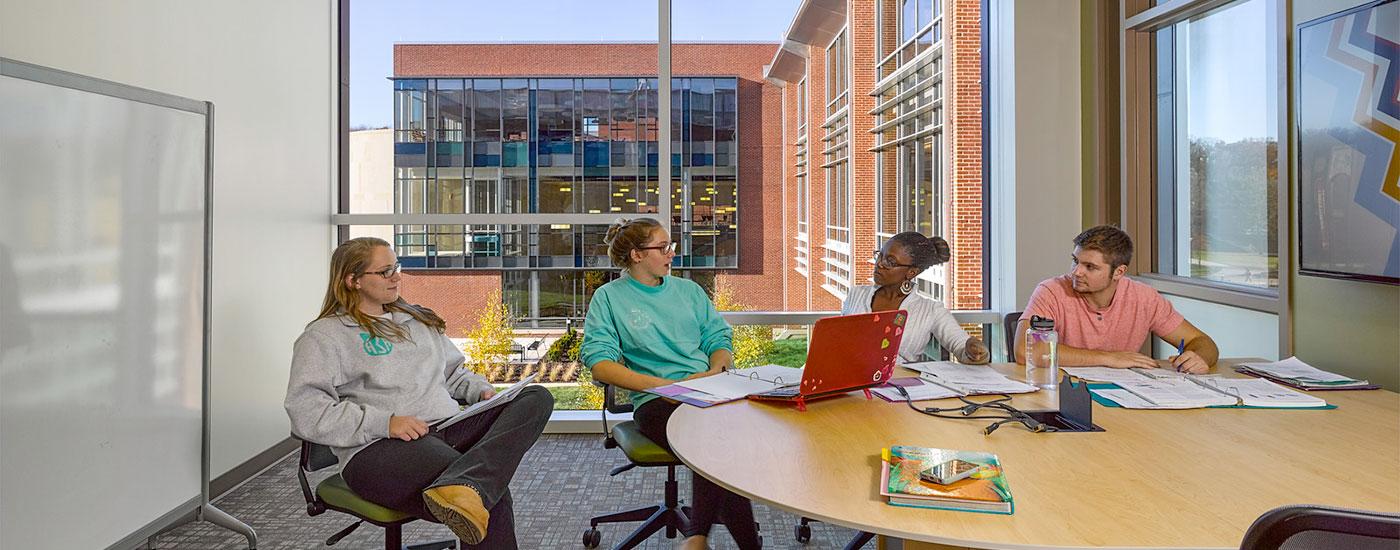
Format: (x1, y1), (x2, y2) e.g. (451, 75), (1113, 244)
(872, 250), (917, 270)
(361, 263), (401, 279)
(638, 242), (677, 255)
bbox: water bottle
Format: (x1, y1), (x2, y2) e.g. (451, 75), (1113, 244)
(1024, 315), (1059, 390)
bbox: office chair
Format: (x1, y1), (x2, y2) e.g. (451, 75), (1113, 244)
(582, 383), (692, 549)
(1239, 504), (1400, 550)
(1003, 311), (1023, 360)
(295, 437), (458, 550)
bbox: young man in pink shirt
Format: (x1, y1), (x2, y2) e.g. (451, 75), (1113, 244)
(1013, 225), (1219, 373)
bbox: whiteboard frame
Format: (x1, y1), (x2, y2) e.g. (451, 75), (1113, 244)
(0, 57), (254, 550)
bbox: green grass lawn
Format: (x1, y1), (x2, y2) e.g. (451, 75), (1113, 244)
(762, 338), (809, 368)
(495, 383), (597, 411)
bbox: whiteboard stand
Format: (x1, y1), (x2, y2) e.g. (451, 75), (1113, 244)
(0, 58), (257, 550)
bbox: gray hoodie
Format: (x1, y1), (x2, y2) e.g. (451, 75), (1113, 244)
(284, 310), (494, 465)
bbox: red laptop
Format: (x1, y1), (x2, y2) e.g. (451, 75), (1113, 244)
(748, 310), (907, 411)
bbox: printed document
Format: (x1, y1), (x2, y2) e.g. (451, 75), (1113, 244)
(905, 361), (1038, 395)
(1237, 357), (1361, 383)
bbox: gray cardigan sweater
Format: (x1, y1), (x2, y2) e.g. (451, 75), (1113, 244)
(284, 310), (493, 465)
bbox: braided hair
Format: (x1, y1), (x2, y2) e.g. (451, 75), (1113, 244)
(889, 232), (951, 270)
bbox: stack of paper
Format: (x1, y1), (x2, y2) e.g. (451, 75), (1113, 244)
(904, 361), (1038, 395)
(1236, 357), (1373, 390)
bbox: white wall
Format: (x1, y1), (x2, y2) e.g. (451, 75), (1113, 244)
(1153, 296), (1279, 361)
(991, 0), (1085, 313)
(1, 1), (334, 477)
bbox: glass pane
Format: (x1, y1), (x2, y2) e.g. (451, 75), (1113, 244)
(1155, 0), (1278, 288)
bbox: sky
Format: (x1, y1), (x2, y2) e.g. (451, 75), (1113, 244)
(350, 0), (803, 128)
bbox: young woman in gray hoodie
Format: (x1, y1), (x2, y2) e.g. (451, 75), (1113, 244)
(285, 237), (552, 547)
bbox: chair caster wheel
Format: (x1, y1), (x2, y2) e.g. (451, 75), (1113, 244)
(795, 523), (812, 543)
(583, 527), (602, 548)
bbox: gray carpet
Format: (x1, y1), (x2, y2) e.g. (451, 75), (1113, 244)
(147, 434), (863, 549)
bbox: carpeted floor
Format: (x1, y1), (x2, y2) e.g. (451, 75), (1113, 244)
(147, 434), (863, 549)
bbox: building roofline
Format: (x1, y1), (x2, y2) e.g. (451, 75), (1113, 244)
(763, 0), (846, 84)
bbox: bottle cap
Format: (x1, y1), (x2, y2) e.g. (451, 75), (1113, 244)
(1029, 315), (1055, 330)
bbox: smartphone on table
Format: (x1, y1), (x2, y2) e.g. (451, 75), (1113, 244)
(919, 459), (982, 485)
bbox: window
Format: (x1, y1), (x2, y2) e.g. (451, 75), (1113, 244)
(1152, 0), (1279, 289)
(880, 0), (942, 80)
(822, 30), (852, 297)
(874, 0), (947, 302)
(385, 76), (739, 270)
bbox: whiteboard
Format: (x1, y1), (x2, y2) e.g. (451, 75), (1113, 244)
(0, 60), (209, 549)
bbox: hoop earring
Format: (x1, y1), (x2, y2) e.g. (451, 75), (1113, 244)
(899, 279), (914, 295)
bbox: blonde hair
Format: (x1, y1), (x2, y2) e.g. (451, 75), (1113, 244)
(314, 237), (446, 341)
(603, 217), (664, 268)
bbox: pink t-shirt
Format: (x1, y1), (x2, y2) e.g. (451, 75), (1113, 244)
(1022, 275), (1184, 352)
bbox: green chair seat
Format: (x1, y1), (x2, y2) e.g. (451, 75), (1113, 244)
(317, 473), (414, 524)
(611, 421), (680, 466)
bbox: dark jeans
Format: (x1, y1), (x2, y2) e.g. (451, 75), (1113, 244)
(633, 398), (761, 549)
(342, 385), (554, 549)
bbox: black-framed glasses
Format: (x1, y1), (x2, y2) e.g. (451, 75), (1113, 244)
(638, 242), (677, 255)
(361, 263), (401, 279)
(872, 249), (917, 270)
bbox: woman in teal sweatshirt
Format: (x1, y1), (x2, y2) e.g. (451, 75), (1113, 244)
(581, 218), (760, 550)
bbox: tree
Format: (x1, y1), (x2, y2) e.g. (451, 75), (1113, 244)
(462, 290), (515, 377)
(712, 274), (774, 368)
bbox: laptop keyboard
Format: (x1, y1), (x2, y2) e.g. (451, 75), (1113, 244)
(756, 387), (801, 398)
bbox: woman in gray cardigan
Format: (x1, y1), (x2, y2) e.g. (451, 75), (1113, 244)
(285, 237), (552, 548)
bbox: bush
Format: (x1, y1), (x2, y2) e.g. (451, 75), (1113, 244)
(462, 290), (514, 376)
(711, 274), (774, 368)
(544, 328), (579, 362)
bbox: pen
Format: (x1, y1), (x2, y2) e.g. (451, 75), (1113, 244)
(1174, 339), (1186, 372)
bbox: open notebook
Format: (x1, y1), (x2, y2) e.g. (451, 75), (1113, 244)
(645, 364), (804, 407)
(1062, 368), (1330, 409)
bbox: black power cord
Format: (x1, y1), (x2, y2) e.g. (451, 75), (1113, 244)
(894, 385), (1058, 435)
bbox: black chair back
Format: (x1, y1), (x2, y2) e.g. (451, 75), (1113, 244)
(301, 439), (339, 473)
(1240, 505), (1400, 550)
(1003, 311), (1023, 360)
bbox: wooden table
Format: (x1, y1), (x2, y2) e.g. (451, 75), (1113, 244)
(666, 361), (1400, 549)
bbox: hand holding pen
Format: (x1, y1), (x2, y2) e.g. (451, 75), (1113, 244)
(1168, 338), (1209, 374)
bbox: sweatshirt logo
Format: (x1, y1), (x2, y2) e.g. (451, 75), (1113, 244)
(359, 333), (393, 356)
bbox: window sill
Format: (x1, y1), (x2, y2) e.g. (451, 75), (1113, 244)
(1134, 273), (1279, 314)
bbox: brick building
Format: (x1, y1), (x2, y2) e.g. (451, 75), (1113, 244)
(387, 43), (787, 332)
(378, 0), (984, 333)
(765, 0), (985, 312)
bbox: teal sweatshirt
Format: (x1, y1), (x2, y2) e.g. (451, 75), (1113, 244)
(581, 272), (733, 408)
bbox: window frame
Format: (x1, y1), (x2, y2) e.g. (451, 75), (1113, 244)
(1120, 0), (1291, 352)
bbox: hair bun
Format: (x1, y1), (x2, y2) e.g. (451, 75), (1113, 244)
(604, 218), (629, 244)
(927, 236), (951, 265)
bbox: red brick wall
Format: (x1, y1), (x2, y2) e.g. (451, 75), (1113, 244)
(400, 270), (503, 337)
(947, 0), (985, 310)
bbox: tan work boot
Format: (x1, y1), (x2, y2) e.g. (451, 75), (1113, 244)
(422, 484), (490, 544)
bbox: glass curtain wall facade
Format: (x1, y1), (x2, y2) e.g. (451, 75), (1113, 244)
(392, 76), (739, 323)
(874, 0), (946, 302)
